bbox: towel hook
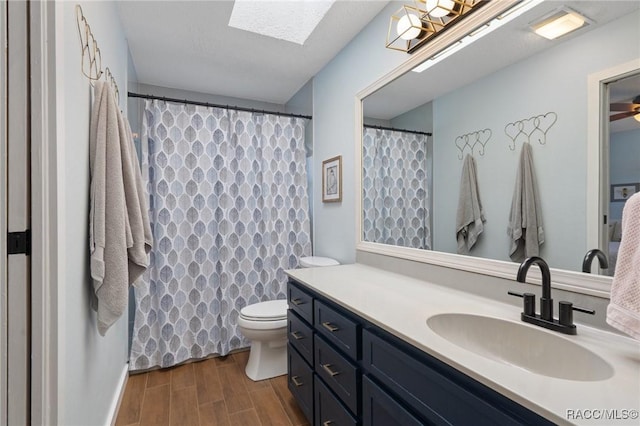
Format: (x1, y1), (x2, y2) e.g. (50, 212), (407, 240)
(504, 112), (557, 150)
(455, 128), (492, 160)
(75, 5), (103, 82)
(104, 67), (120, 106)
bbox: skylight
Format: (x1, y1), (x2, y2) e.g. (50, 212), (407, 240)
(228, 0), (336, 45)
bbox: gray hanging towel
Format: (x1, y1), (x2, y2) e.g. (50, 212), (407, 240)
(456, 154), (486, 254)
(507, 142), (544, 262)
(89, 81), (151, 336)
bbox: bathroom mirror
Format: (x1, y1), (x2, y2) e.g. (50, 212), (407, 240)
(356, 0), (640, 295)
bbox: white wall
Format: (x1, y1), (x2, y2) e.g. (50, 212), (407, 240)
(55, 2), (130, 424)
(313, 1), (407, 263)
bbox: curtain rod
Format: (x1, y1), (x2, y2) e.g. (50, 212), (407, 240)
(364, 124), (432, 137)
(127, 92), (312, 120)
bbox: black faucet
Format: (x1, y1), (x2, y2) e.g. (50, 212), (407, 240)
(582, 249), (609, 273)
(508, 256), (595, 335)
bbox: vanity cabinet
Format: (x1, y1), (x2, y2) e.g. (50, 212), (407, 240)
(287, 279), (553, 426)
(287, 281), (362, 425)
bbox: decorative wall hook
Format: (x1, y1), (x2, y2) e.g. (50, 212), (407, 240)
(76, 5), (121, 106)
(504, 112), (557, 150)
(104, 67), (120, 106)
(75, 5), (103, 82)
(455, 128), (492, 159)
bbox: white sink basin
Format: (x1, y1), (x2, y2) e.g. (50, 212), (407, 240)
(427, 313), (614, 381)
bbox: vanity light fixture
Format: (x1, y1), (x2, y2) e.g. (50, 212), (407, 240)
(531, 7), (590, 40)
(424, 0), (456, 18)
(386, 0), (487, 54)
(411, 0), (544, 73)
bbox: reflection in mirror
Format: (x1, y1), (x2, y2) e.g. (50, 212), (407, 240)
(361, 0), (640, 277)
(605, 72), (640, 276)
(362, 122), (432, 250)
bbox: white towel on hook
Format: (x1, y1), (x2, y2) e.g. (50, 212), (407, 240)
(456, 154), (485, 254)
(607, 192), (640, 340)
(507, 142), (544, 262)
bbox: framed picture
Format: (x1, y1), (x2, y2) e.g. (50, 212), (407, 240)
(322, 155), (342, 203)
(611, 183), (639, 202)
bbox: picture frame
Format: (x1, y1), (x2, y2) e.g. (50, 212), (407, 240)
(610, 183), (639, 202)
(322, 155), (342, 203)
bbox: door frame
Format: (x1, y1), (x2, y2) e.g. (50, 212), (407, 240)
(29, 1), (59, 424)
(0, 0), (8, 420)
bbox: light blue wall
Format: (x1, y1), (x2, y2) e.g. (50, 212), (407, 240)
(390, 101), (433, 134)
(610, 128), (640, 220)
(312, 4), (639, 269)
(432, 11), (640, 271)
(312, 1), (407, 263)
(56, 1), (130, 424)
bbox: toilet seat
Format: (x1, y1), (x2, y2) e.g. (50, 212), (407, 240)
(239, 299), (288, 323)
(299, 256), (340, 268)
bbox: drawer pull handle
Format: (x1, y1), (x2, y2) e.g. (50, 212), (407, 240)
(323, 421), (334, 426)
(321, 363), (340, 377)
(291, 376), (304, 387)
(290, 298), (304, 306)
(290, 331), (304, 340)
(322, 322), (339, 332)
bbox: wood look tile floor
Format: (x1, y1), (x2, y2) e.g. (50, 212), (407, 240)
(115, 350), (309, 426)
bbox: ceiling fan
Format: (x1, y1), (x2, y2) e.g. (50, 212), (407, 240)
(610, 95), (640, 122)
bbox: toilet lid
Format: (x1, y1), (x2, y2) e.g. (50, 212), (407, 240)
(240, 299), (288, 321)
(299, 256), (340, 268)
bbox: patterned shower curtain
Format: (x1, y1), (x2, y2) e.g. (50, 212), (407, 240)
(129, 100), (312, 370)
(362, 127), (431, 249)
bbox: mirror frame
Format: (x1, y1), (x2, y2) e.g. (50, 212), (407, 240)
(355, 0), (638, 299)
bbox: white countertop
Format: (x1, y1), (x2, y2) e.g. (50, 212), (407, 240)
(285, 264), (640, 425)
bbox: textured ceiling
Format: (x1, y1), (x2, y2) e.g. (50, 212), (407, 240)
(117, 0), (389, 104)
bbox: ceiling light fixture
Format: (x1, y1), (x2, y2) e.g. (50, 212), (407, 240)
(386, 0), (488, 54)
(531, 7), (589, 40)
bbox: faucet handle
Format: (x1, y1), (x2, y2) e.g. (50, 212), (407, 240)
(508, 291), (536, 316)
(559, 301), (595, 326)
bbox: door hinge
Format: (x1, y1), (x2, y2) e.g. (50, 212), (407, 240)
(7, 230), (31, 255)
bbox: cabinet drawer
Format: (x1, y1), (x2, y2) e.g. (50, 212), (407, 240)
(362, 376), (424, 426)
(288, 344), (313, 424)
(314, 300), (360, 359)
(288, 281), (314, 323)
(288, 310), (313, 366)
(315, 375), (358, 426)
(314, 334), (360, 415)
(363, 329), (552, 426)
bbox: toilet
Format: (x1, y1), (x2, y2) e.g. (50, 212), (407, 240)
(238, 256), (340, 381)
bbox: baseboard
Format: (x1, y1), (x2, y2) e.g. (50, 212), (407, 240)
(108, 364), (129, 426)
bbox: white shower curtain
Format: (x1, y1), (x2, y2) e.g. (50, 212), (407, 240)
(362, 127), (431, 249)
(129, 100), (311, 370)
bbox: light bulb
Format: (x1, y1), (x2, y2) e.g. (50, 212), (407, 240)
(425, 0), (455, 18)
(634, 113), (640, 123)
(396, 13), (422, 40)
